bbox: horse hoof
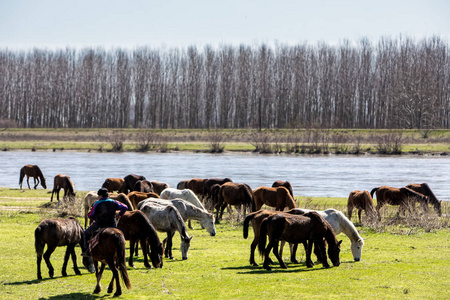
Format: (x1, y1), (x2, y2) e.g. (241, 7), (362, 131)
(74, 270), (81, 275)
(291, 259), (299, 264)
(113, 292), (122, 297)
(107, 287), (114, 293)
(37, 274), (42, 280)
(93, 287), (101, 294)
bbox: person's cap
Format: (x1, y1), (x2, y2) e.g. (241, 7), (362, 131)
(97, 188), (108, 197)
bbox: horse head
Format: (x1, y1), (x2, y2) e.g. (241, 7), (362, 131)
(201, 213), (216, 236)
(41, 177), (47, 189)
(350, 238), (364, 262)
(149, 242), (164, 268)
(328, 240), (342, 267)
(180, 236), (193, 260)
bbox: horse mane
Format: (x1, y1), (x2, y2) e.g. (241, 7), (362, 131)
(139, 211), (161, 246)
(167, 205), (190, 240)
(113, 193), (134, 211)
(363, 191), (377, 217)
(402, 187), (428, 202)
(328, 209), (363, 245)
(66, 176), (75, 194)
(420, 183), (439, 205)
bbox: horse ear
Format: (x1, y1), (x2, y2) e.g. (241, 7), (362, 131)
(189, 235), (193, 241)
(338, 240), (343, 246)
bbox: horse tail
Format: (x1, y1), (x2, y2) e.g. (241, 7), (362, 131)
(34, 225), (44, 256)
(116, 235), (132, 290)
(370, 187), (378, 198)
(67, 177), (75, 194)
(243, 184), (255, 212)
(258, 217), (269, 257)
(243, 212), (257, 239)
(19, 167), (24, 187)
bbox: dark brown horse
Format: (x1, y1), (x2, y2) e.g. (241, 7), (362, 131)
(371, 186), (429, 220)
(215, 182), (254, 222)
(258, 212), (342, 270)
(271, 180), (294, 198)
(347, 190), (377, 223)
(123, 174), (146, 194)
(253, 186), (296, 211)
(51, 174), (76, 202)
(133, 180), (153, 193)
(127, 191), (160, 211)
(19, 164), (46, 189)
(101, 178), (126, 193)
(89, 228), (132, 297)
(150, 180), (169, 195)
(35, 218), (95, 280)
(406, 183), (442, 216)
(117, 211), (164, 269)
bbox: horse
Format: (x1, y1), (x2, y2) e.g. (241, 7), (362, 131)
(371, 186), (429, 220)
(215, 182), (254, 223)
(187, 178), (206, 201)
(35, 217), (95, 280)
(138, 201), (193, 260)
(127, 191), (160, 209)
(258, 212), (342, 270)
(150, 180), (169, 195)
(253, 186), (296, 211)
(140, 198), (216, 236)
(406, 183), (442, 216)
(101, 178), (126, 193)
(89, 228), (131, 297)
(160, 188), (206, 228)
(177, 180), (189, 190)
(133, 180), (153, 193)
(203, 177), (233, 202)
(271, 180), (294, 197)
(347, 190), (377, 223)
(123, 174), (146, 194)
(83, 192), (133, 228)
(50, 174), (76, 202)
(117, 210), (163, 269)
(286, 208), (364, 262)
(19, 164), (46, 190)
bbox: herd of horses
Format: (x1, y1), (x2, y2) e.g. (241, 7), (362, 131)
(23, 164), (443, 296)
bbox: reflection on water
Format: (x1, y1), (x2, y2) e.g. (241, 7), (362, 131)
(2, 151), (449, 200)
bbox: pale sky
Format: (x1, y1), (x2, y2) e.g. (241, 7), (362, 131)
(1, 0), (449, 50)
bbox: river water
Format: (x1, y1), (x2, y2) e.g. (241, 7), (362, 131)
(2, 151), (449, 201)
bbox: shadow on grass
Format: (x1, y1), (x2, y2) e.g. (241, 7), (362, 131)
(4, 272), (94, 286)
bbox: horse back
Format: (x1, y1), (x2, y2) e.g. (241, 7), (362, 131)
(36, 218), (83, 246)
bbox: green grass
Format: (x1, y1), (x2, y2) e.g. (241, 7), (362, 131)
(0, 189), (449, 299)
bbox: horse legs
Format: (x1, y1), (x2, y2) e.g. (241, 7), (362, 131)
(43, 244), (57, 278)
(376, 203), (383, 221)
(34, 177), (39, 189)
(128, 239), (136, 268)
(305, 240), (314, 268)
(140, 238), (151, 268)
(62, 245), (79, 276)
(105, 257), (121, 296)
(272, 240), (287, 269)
(26, 176), (31, 189)
(249, 236), (260, 266)
(164, 232), (174, 259)
(93, 261), (105, 294)
(358, 209), (363, 224)
(263, 239), (274, 271)
(315, 238), (330, 268)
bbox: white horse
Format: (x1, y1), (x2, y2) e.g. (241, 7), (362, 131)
(139, 198), (216, 236)
(137, 201), (192, 260)
(284, 208), (364, 261)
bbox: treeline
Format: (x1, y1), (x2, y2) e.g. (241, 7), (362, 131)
(0, 36), (449, 129)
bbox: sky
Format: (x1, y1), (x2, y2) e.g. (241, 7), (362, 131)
(1, 0), (449, 50)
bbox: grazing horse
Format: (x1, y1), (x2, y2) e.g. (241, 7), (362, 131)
(286, 208), (364, 262)
(215, 182), (254, 222)
(138, 201), (193, 260)
(50, 174), (76, 202)
(140, 198), (216, 236)
(19, 164), (46, 190)
(83, 192), (133, 228)
(406, 183), (442, 216)
(347, 190), (377, 223)
(35, 218), (95, 280)
(123, 174), (146, 194)
(371, 186), (429, 220)
(89, 228), (131, 297)
(117, 210), (163, 269)
(258, 212), (342, 270)
(253, 186), (296, 211)
(187, 178), (206, 201)
(160, 188), (206, 228)
(101, 178), (125, 193)
(127, 191), (160, 209)
(150, 180), (169, 195)
(133, 180), (153, 193)
(271, 180), (294, 197)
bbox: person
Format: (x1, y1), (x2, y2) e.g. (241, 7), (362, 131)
(81, 188), (129, 257)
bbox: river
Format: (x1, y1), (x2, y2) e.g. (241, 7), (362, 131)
(3, 151), (449, 200)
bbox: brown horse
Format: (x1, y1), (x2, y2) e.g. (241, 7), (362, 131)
(187, 178), (206, 200)
(215, 182), (254, 222)
(271, 180), (294, 197)
(347, 190), (377, 223)
(370, 186), (429, 220)
(89, 228), (131, 297)
(101, 178), (125, 193)
(83, 192), (133, 228)
(127, 191), (160, 210)
(253, 186), (296, 211)
(117, 210), (164, 269)
(133, 180), (153, 193)
(35, 218), (95, 280)
(406, 183), (442, 216)
(19, 164), (46, 189)
(150, 180), (169, 195)
(258, 212), (342, 270)
(51, 174), (76, 202)
(123, 174), (146, 194)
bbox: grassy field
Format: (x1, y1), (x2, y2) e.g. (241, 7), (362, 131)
(0, 189), (449, 299)
(1, 128), (450, 154)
